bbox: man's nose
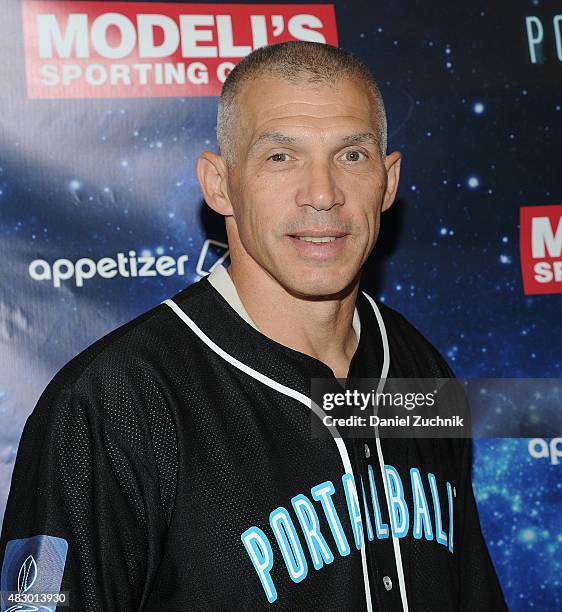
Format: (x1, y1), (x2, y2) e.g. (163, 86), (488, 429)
(295, 160), (345, 211)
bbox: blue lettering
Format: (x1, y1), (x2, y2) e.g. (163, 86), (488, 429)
(291, 493), (334, 570)
(360, 477), (374, 541)
(241, 526), (277, 603)
(367, 464), (389, 538)
(311, 481), (350, 556)
(384, 465), (409, 538)
(447, 482), (454, 553)
(342, 473), (364, 550)
(428, 473), (448, 547)
(270, 507), (308, 583)
(410, 467), (434, 541)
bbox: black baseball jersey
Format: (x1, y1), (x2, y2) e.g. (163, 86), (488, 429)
(0, 266), (507, 611)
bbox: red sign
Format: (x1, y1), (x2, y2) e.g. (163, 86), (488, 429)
(21, 1), (338, 99)
(520, 205), (562, 295)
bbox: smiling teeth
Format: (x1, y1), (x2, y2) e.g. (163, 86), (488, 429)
(296, 236), (337, 243)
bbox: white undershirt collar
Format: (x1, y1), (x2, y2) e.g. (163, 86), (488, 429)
(206, 263), (361, 342)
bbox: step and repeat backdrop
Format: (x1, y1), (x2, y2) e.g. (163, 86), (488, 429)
(0, 1), (561, 610)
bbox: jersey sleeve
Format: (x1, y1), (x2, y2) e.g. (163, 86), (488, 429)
(0, 382), (168, 611)
(456, 436), (508, 610)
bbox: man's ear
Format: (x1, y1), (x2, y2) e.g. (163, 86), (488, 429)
(196, 151), (234, 216)
(381, 151), (401, 212)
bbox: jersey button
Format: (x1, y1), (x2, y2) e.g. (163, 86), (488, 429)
(364, 443), (371, 458)
(382, 576), (393, 591)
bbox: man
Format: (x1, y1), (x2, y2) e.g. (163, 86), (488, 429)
(0, 42), (506, 611)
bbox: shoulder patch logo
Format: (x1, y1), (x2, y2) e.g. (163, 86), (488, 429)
(1, 535), (68, 612)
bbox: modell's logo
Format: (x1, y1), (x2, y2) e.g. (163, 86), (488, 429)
(519, 204), (562, 295)
(21, 1), (338, 99)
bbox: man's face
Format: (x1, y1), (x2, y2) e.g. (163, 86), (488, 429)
(211, 75), (400, 298)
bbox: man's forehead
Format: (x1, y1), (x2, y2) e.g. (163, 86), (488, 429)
(237, 75), (375, 125)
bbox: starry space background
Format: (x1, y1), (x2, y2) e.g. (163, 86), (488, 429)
(0, 0), (561, 609)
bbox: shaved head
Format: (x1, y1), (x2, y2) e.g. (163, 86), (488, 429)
(216, 41), (387, 167)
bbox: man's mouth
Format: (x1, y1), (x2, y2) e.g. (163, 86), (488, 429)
(294, 236), (338, 243)
(289, 229), (348, 241)
(286, 230), (350, 259)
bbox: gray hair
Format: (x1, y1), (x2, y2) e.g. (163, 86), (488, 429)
(216, 41), (387, 167)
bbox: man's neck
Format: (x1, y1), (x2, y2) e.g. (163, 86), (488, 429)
(226, 264), (359, 379)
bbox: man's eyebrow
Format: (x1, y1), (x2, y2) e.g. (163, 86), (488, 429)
(249, 131), (298, 151)
(339, 132), (378, 146)
(249, 131), (379, 151)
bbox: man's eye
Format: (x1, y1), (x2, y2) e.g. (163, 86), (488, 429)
(267, 153), (290, 162)
(342, 150), (366, 162)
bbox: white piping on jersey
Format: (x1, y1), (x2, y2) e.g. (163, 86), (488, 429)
(163, 291), (408, 612)
(362, 292), (409, 612)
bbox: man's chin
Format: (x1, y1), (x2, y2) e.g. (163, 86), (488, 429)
(278, 269), (359, 301)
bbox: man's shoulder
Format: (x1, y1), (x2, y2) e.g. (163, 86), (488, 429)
(367, 296), (455, 378)
(38, 278), (209, 412)
(374, 298), (434, 342)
